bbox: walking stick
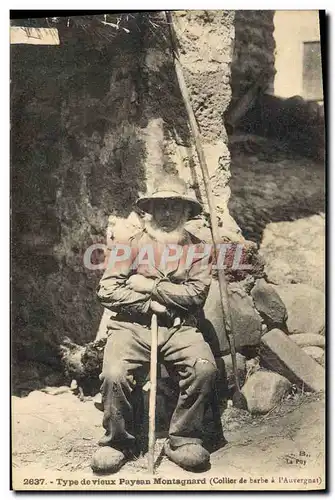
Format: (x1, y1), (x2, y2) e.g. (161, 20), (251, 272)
(166, 11), (247, 410)
(148, 313), (158, 474)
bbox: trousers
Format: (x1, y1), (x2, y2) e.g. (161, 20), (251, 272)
(99, 319), (218, 450)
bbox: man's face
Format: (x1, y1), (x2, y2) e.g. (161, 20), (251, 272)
(151, 199), (189, 232)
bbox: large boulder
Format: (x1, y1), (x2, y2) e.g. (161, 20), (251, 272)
(302, 346), (324, 365)
(273, 284), (325, 335)
(200, 280), (262, 356)
(260, 329), (325, 392)
(251, 278), (288, 328)
(241, 370), (291, 414)
(260, 215), (325, 293)
(289, 333), (325, 348)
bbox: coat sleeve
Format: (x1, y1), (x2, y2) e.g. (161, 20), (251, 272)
(96, 237), (151, 316)
(150, 244), (212, 313)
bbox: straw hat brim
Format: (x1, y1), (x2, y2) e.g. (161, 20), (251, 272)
(136, 192), (202, 218)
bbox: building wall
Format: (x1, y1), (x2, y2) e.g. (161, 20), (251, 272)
(273, 10), (322, 100)
(230, 10), (276, 103)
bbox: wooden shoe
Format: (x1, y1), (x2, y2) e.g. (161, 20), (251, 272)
(91, 447), (127, 474)
(164, 441), (210, 471)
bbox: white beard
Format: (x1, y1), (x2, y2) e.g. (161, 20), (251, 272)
(144, 219), (186, 244)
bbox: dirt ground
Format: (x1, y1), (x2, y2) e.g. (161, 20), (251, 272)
(12, 388), (325, 489)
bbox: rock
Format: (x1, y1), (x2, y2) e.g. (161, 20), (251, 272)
(260, 329), (325, 392)
(273, 284), (325, 335)
(26, 390), (50, 401)
(241, 371), (291, 414)
(302, 346), (324, 365)
(260, 215), (325, 292)
(289, 333), (325, 349)
(200, 280), (262, 356)
(262, 258), (293, 286)
(251, 278), (288, 327)
(221, 353), (246, 390)
(40, 386), (71, 396)
(320, 353), (325, 367)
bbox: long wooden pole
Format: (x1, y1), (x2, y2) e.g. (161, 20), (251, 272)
(148, 313), (158, 474)
(166, 11), (246, 407)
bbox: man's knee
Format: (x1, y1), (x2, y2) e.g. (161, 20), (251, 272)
(194, 358), (218, 383)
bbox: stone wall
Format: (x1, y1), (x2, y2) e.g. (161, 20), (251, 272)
(11, 12), (240, 390)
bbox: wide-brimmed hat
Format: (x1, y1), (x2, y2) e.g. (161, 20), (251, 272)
(136, 177), (202, 219)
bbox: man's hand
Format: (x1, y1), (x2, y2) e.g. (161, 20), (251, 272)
(126, 274), (155, 294)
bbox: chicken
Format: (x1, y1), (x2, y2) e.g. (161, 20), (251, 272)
(59, 336), (107, 399)
(245, 356), (261, 380)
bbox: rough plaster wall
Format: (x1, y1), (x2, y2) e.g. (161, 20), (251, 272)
(230, 10), (275, 102)
(12, 12), (246, 389)
(171, 11), (240, 239)
(137, 11), (240, 242)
